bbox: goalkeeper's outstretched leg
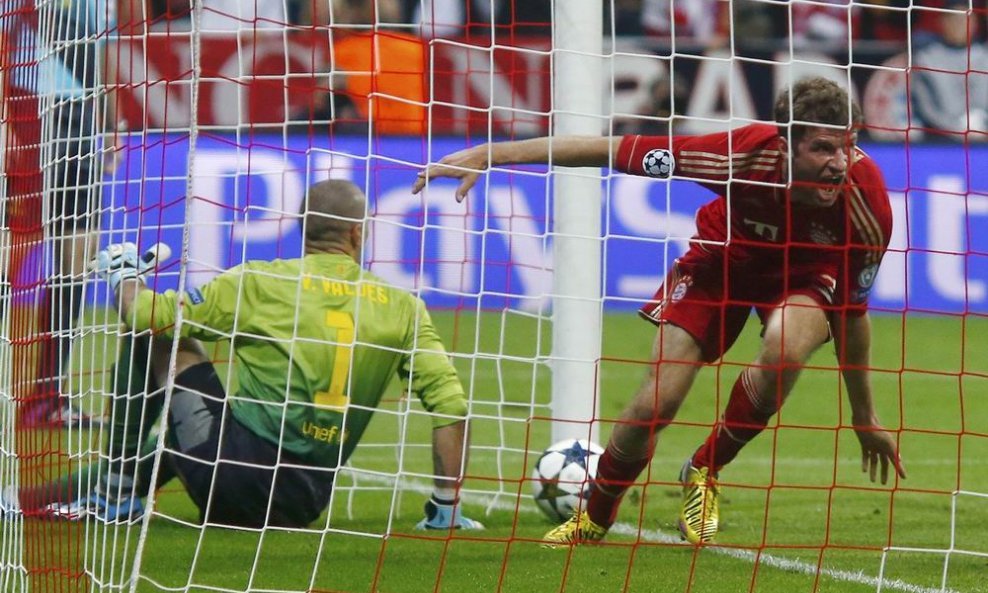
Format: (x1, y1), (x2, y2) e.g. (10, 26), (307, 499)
(17, 333), (168, 520)
(51, 331), (322, 528)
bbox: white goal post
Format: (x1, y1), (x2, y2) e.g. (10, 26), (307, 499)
(549, 0), (603, 445)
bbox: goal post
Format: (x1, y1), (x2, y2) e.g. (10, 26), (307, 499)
(549, 0), (603, 445)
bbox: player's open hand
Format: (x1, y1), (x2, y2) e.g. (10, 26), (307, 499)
(853, 423), (906, 484)
(412, 144), (491, 202)
(414, 495), (485, 531)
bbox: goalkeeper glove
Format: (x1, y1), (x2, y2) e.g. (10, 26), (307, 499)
(414, 495), (485, 531)
(89, 242), (170, 294)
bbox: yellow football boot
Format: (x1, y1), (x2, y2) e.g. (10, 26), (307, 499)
(542, 510), (608, 548)
(678, 461), (720, 544)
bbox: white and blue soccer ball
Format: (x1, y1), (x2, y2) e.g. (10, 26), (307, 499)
(530, 438), (604, 522)
(642, 148), (674, 178)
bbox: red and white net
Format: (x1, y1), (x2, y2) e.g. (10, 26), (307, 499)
(1, 1), (987, 592)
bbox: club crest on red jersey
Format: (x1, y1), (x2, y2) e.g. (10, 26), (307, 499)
(809, 222), (838, 245)
(670, 276), (692, 302)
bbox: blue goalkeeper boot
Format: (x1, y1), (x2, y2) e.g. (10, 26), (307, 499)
(45, 489), (145, 524)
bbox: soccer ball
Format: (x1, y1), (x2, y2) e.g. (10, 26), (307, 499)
(530, 438), (604, 522)
(642, 148), (674, 178)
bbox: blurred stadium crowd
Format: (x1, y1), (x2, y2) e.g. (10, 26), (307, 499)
(136, 0), (978, 45)
(117, 0), (987, 141)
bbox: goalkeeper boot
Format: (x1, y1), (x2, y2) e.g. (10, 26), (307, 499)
(20, 396), (104, 430)
(46, 398), (104, 430)
(542, 510), (608, 548)
(45, 489), (145, 524)
(678, 460), (720, 544)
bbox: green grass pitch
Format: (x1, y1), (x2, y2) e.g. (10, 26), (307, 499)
(50, 310), (988, 592)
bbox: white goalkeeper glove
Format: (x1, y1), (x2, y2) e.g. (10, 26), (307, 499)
(89, 242), (171, 294)
(414, 495), (485, 531)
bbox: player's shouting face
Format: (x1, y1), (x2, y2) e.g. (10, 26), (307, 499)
(787, 127), (853, 208)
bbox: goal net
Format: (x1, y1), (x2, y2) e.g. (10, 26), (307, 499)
(2, 1), (987, 592)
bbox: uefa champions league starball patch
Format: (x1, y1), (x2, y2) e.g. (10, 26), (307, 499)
(642, 148), (675, 178)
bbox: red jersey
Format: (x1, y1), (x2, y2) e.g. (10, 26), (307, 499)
(615, 123), (892, 315)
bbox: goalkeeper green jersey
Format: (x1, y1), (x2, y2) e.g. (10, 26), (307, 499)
(131, 253), (467, 468)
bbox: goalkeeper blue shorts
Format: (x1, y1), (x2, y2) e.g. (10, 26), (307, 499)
(166, 362), (334, 528)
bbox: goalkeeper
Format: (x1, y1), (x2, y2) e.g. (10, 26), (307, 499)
(31, 179), (483, 530)
(414, 77), (906, 546)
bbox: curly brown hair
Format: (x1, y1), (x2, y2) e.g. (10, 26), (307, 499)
(774, 77), (862, 144)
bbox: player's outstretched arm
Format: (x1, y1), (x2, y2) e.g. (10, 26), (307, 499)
(415, 420), (485, 530)
(833, 311), (907, 484)
(412, 135), (620, 202)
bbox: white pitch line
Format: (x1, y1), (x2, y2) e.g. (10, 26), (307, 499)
(605, 523), (961, 593)
(344, 472), (962, 593)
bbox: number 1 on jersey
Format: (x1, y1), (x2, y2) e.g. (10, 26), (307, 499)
(314, 311), (354, 410)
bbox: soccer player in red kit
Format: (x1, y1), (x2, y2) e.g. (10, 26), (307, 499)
(412, 77), (906, 545)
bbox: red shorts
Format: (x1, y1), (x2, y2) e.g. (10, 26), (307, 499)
(3, 93), (43, 233)
(639, 255), (837, 363)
